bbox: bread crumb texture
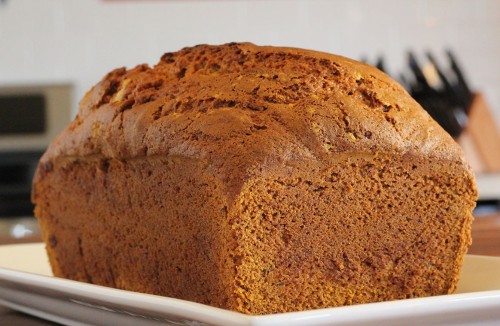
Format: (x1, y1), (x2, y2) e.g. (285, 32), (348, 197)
(32, 43), (477, 315)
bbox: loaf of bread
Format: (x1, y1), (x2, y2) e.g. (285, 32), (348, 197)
(32, 43), (477, 315)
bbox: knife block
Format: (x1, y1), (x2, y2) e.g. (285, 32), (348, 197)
(457, 93), (500, 173)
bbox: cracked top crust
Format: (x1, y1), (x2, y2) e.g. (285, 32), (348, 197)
(39, 42), (467, 185)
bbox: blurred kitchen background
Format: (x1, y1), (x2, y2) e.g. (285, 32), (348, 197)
(0, 0), (499, 242)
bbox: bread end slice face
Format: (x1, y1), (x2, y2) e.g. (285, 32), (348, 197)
(229, 152), (476, 314)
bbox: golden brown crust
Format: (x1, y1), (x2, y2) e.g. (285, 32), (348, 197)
(37, 42), (467, 196)
(33, 43), (477, 315)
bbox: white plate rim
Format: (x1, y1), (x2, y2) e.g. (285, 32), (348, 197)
(1, 243), (500, 325)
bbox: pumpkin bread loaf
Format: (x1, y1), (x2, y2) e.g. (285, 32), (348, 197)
(32, 43), (477, 315)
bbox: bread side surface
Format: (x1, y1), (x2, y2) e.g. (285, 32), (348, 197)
(35, 155), (236, 308)
(32, 42), (477, 314)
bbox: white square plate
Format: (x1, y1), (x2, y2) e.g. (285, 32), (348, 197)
(1, 243), (500, 325)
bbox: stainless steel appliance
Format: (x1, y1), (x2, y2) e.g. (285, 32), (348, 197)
(0, 84), (72, 224)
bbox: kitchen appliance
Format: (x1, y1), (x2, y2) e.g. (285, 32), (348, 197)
(0, 84), (72, 218)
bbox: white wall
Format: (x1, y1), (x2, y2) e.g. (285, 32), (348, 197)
(1, 0), (499, 127)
